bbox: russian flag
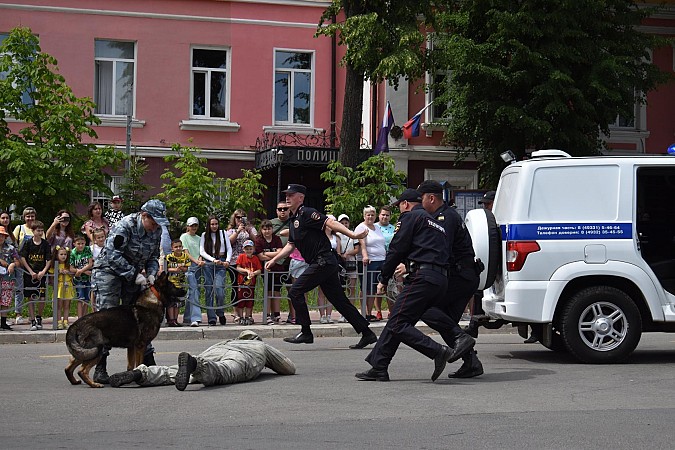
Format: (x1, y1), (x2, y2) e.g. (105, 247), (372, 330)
(374, 101), (395, 155)
(402, 103), (432, 139)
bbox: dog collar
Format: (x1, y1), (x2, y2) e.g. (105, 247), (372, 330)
(150, 285), (160, 299)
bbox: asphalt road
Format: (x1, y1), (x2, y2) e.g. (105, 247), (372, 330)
(3, 333), (675, 449)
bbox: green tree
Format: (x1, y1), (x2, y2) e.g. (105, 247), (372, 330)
(159, 143), (219, 227)
(0, 27), (125, 217)
(118, 155), (152, 214)
(317, 1), (438, 167)
(433, 0), (671, 186)
(215, 169), (267, 223)
(321, 154), (406, 222)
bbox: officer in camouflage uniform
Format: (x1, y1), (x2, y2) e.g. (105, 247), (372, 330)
(108, 330), (296, 391)
(90, 199), (169, 384)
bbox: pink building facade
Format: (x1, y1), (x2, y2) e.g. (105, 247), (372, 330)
(2, 1), (674, 217)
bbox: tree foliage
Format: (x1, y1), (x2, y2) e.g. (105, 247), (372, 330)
(0, 27), (125, 217)
(159, 143), (219, 227)
(321, 154), (406, 223)
(118, 155), (152, 214)
(215, 169), (267, 224)
(317, 1), (439, 167)
(433, 0), (672, 186)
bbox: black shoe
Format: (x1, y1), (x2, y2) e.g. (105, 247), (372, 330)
(143, 352), (156, 367)
(349, 330), (377, 349)
(208, 320), (217, 326)
(93, 367), (110, 385)
(355, 368), (390, 381)
(110, 369), (142, 387)
(464, 322), (479, 338)
(448, 334), (476, 363)
(524, 335), (538, 344)
(432, 345), (452, 381)
(219, 315), (227, 325)
(449, 353), (484, 379)
(283, 332), (314, 344)
(0, 322), (12, 330)
(175, 352), (198, 391)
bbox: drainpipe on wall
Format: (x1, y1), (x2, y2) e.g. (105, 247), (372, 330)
(330, 14), (337, 148)
(371, 83), (378, 150)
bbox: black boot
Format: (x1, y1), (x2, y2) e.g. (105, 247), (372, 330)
(93, 355), (110, 385)
(0, 317), (12, 330)
(449, 351), (484, 378)
(110, 369), (142, 387)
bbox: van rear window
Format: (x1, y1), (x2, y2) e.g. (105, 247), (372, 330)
(529, 165), (619, 221)
(494, 171), (519, 222)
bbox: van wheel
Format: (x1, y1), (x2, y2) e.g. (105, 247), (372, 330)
(560, 286), (641, 363)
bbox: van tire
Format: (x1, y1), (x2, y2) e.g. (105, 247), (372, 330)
(560, 286), (641, 364)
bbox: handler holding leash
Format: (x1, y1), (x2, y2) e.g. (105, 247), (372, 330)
(265, 184), (378, 349)
(90, 199), (168, 384)
(356, 189), (474, 382)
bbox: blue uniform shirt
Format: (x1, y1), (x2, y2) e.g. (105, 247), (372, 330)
(93, 212), (161, 281)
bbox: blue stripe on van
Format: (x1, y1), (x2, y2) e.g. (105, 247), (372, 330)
(500, 223), (633, 240)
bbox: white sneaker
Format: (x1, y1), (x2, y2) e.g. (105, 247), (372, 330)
(320, 315), (328, 324)
(338, 316), (347, 323)
(30, 320), (38, 331)
(190, 321), (199, 327)
(14, 315), (25, 325)
(326, 315), (334, 324)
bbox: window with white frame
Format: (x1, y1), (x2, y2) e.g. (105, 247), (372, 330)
(0, 32), (35, 107)
(191, 47), (229, 119)
(94, 39), (135, 116)
(91, 175), (123, 210)
(426, 35), (451, 124)
(274, 50), (312, 125)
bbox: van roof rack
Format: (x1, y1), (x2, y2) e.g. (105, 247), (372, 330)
(530, 149), (572, 158)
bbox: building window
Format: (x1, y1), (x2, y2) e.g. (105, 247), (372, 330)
(0, 32), (35, 107)
(191, 47), (229, 119)
(91, 175), (123, 210)
(425, 35), (451, 125)
(94, 39), (135, 116)
(274, 50), (313, 125)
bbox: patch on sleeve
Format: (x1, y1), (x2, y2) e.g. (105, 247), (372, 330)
(293, 220), (300, 229)
(437, 215), (445, 222)
(394, 221), (401, 233)
(310, 212), (321, 221)
(113, 235), (125, 249)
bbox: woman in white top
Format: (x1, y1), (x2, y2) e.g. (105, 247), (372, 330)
(354, 205), (387, 321)
(200, 216), (232, 326)
(317, 215), (342, 324)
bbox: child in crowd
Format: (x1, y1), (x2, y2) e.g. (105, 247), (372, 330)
(165, 239), (191, 327)
(70, 235), (93, 319)
(234, 240), (261, 325)
(89, 229), (105, 311)
(90, 228), (106, 259)
(51, 246), (75, 329)
(19, 221), (51, 331)
(0, 226), (20, 330)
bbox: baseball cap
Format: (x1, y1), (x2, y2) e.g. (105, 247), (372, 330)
(392, 188), (422, 206)
(243, 239), (255, 248)
(416, 180), (444, 194)
(478, 191), (496, 204)
(186, 217), (199, 226)
(112, 195), (123, 202)
(281, 184), (307, 195)
(141, 199), (170, 227)
(337, 214), (350, 222)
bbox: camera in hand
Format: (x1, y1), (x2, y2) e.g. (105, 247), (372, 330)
(241, 217), (248, 225)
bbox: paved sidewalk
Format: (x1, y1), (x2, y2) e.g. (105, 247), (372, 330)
(0, 310), (516, 345)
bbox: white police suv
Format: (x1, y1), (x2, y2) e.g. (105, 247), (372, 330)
(466, 150), (675, 363)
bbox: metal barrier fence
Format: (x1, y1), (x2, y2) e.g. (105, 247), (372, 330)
(0, 262), (388, 329)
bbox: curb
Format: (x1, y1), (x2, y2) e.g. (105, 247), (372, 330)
(0, 320), (517, 345)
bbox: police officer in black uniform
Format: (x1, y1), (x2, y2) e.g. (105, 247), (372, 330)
(265, 184), (378, 349)
(355, 189), (475, 382)
(417, 180), (484, 378)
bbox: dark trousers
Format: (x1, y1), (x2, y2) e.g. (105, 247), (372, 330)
(288, 260), (369, 334)
(366, 269), (448, 370)
(421, 265), (479, 346)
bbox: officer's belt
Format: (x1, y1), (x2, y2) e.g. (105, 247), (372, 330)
(408, 261), (448, 277)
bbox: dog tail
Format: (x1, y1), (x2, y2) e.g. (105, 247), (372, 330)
(65, 325), (102, 361)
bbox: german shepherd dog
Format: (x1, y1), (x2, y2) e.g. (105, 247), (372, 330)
(64, 272), (186, 388)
